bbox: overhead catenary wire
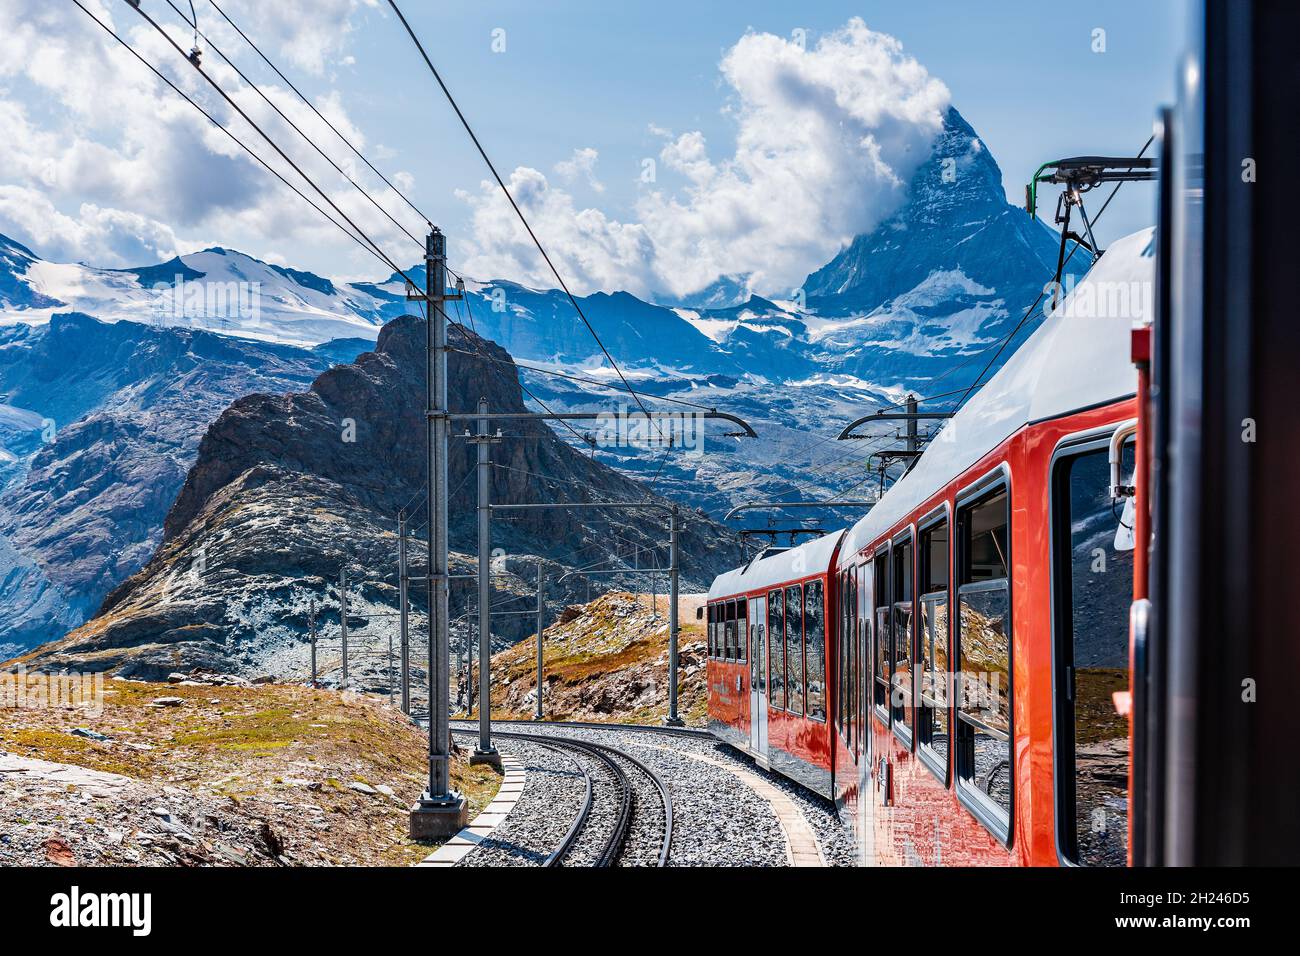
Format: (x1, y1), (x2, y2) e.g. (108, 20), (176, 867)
(159, 0), (426, 250)
(72, 0), (404, 280)
(204, 0), (434, 230)
(384, 0), (666, 444)
(122, 0), (421, 290)
(945, 134), (1155, 413)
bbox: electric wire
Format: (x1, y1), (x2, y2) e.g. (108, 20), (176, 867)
(204, 0), (434, 229)
(160, 0), (425, 250)
(384, 0), (665, 440)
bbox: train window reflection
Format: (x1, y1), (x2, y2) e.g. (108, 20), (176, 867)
(892, 536), (914, 737)
(768, 589), (785, 711)
(919, 519), (950, 777)
(785, 584), (805, 715)
(1055, 444), (1134, 867)
(724, 600), (736, 661)
(736, 599), (748, 664)
(873, 551), (890, 720)
(956, 484), (1012, 840)
(805, 581), (826, 721)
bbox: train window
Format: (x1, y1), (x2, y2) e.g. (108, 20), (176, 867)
(724, 600), (736, 662)
(955, 485), (1012, 842)
(768, 589), (786, 711)
(919, 519), (950, 779)
(857, 563), (870, 756)
(784, 584), (805, 715)
(736, 599), (748, 663)
(805, 580), (826, 721)
(848, 572), (858, 747)
(872, 551), (890, 721)
(841, 571), (857, 744)
(892, 535), (914, 739)
(708, 604), (717, 659)
(1053, 442), (1134, 867)
(838, 571), (855, 740)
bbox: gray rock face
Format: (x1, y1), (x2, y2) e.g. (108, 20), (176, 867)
(0, 314), (342, 656)
(20, 316), (742, 681)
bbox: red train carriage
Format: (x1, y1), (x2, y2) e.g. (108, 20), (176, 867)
(708, 226), (1153, 865)
(705, 531), (844, 798)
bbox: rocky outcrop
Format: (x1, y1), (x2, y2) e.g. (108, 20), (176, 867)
(0, 314), (342, 656)
(16, 316), (742, 680)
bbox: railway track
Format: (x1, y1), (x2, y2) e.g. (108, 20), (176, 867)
(450, 727), (673, 867)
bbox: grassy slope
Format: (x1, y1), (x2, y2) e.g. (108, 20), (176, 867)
(486, 592), (708, 726)
(0, 677), (499, 866)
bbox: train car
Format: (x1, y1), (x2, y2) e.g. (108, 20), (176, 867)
(705, 531), (844, 798)
(707, 226), (1153, 865)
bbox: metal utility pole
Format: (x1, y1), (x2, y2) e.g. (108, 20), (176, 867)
(309, 598), (317, 687)
(467, 398), (502, 767)
(534, 567), (545, 721)
(340, 566), (349, 690)
(398, 513), (410, 714)
(409, 227), (468, 839)
(905, 393), (919, 455)
(665, 505), (683, 726)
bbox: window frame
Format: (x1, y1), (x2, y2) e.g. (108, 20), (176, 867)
(736, 598), (748, 664)
(916, 503), (952, 785)
(784, 582), (805, 716)
(725, 599), (737, 662)
(707, 603), (715, 659)
(1047, 424), (1136, 867)
(953, 463), (1014, 847)
(890, 526), (916, 749)
(767, 588), (786, 712)
(872, 543), (892, 727)
(804, 578), (827, 723)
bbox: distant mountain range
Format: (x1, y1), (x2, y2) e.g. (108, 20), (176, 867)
(0, 105), (1085, 659)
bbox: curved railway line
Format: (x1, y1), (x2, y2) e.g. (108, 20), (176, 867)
(450, 726), (673, 867)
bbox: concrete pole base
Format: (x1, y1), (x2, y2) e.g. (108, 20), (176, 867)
(531, 713), (545, 721)
(662, 716), (686, 728)
(469, 748), (503, 769)
(409, 794), (469, 840)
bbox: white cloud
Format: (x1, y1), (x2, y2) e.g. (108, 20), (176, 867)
(456, 18), (950, 299)
(0, 0), (415, 270)
(0, 185), (180, 265)
(554, 147), (605, 193)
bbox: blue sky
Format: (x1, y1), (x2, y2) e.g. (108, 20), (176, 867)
(0, 0), (1185, 290)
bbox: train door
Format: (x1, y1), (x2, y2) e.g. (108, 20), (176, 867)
(749, 594), (769, 765)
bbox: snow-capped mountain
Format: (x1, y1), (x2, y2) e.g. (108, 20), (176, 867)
(0, 237), (399, 347)
(0, 103), (1100, 659)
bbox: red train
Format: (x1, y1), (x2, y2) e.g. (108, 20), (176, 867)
(706, 227), (1153, 866)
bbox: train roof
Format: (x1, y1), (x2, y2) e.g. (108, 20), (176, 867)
(840, 227), (1155, 563)
(707, 529), (846, 600)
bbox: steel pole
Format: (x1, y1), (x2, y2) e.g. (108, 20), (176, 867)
(398, 514), (410, 714)
(534, 567), (544, 721)
(472, 397), (498, 764)
(410, 226), (467, 837)
(340, 566), (348, 690)
(665, 505), (684, 726)
(309, 597), (317, 687)
(905, 393), (919, 454)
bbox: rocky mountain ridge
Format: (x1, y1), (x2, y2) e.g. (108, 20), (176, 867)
(16, 316), (743, 680)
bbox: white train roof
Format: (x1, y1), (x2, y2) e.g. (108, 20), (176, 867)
(707, 529), (846, 600)
(839, 227), (1154, 563)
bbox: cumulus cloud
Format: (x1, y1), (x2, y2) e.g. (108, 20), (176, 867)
(0, 0), (415, 270)
(554, 147), (605, 193)
(457, 18), (950, 299)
